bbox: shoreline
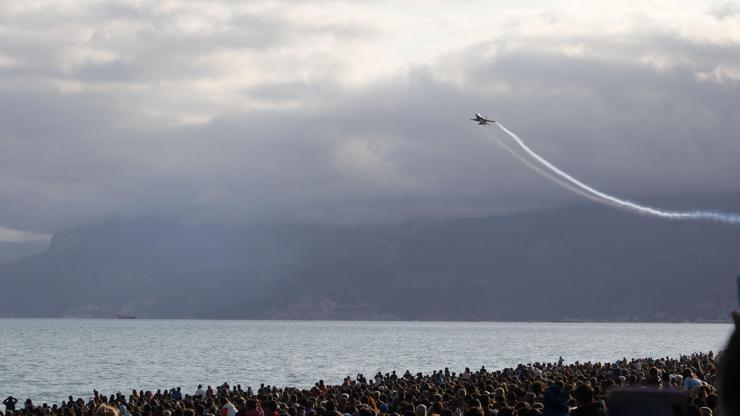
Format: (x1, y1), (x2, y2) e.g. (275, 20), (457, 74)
(0, 316), (732, 324)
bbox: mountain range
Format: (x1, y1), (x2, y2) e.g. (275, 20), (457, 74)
(1, 192), (739, 321)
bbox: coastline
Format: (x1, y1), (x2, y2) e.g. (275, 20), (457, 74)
(0, 316), (733, 324)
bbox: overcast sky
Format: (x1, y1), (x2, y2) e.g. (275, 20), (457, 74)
(1, 0), (739, 240)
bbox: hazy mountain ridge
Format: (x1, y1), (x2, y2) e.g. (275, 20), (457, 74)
(2, 194), (739, 321)
(0, 241), (47, 265)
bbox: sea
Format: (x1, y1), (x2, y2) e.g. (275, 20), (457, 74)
(0, 319), (732, 406)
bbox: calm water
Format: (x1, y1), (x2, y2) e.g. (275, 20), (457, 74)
(0, 319), (732, 405)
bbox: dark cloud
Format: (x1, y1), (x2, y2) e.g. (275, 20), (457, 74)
(0, 1), (739, 234)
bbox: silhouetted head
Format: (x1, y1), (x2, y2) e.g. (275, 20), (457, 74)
(719, 307), (740, 415)
(572, 384), (593, 406)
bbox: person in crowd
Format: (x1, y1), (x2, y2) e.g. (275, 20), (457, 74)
(719, 299), (740, 416)
(94, 404), (119, 416)
(3, 397), (18, 412)
(220, 398), (237, 416)
(569, 384), (605, 416)
(542, 381), (568, 416)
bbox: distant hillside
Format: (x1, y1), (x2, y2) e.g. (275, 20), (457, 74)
(0, 241), (47, 265)
(1, 193), (740, 321)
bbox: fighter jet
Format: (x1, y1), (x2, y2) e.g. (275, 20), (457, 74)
(470, 113), (495, 125)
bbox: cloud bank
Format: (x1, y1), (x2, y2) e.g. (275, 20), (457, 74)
(1, 0), (739, 234)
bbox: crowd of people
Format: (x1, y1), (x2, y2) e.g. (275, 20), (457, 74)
(1, 352), (728, 416)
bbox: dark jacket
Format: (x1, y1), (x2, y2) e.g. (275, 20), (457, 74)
(542, 386), (568, 416)
(569, 402), (606, 416)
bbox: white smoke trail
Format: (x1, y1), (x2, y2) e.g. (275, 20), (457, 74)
(491, 136), (604, 204)
(492, 122), (740, 225)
